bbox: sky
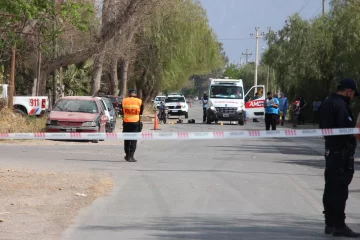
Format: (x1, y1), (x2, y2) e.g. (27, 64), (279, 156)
(198, 0), (331, 64)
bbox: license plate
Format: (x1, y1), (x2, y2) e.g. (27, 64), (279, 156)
(223, 114), (229, 117)
(171, 110), (178, 112)
(65, 128), (76, 132)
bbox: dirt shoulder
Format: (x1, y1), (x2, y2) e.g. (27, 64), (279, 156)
(0, 168), (113, 240)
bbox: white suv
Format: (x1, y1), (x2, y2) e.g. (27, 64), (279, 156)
(152, 95), (166, 110)
(165, 95), (189, 118)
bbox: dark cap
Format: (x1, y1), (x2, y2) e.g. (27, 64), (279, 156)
(128, 89), (136, 94)
(266, 91), (272, 95)
(338, 78), (360, 96)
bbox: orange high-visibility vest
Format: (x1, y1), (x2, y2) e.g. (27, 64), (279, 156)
(122, 97), (142, 122)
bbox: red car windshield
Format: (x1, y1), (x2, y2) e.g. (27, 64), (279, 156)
(53, 99), (98, 113)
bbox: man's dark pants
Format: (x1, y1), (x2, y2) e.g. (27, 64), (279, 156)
(123, 122), (140, 156)
(323, 151), (354, 227)
(313, 111), (319, 124)
(203, 107), (206, 122)
(265, 113), (277, 130)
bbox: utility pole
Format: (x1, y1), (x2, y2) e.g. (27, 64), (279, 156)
(241, 49), (252, 64)
(250, 27), (265, 91)
(8, 44), (16, 110)
(322, 0), (325, 17)
(266, 65), (270, 92)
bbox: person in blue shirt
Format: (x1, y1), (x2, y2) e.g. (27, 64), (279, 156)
(201, 93), (208, 122)
(264, 91), (279, 130)
(278, 92), (288, 126)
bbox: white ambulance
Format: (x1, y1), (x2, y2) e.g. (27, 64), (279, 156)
(205, 78), (265, 125)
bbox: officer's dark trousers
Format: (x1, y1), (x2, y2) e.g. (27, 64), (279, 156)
(123, 122), (140, 155)
(203, 108), (207, 122)
(323, 168), (354, 227)
(265, 113), (277, 130)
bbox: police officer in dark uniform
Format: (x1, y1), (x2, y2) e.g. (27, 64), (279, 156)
(319, 78), (360, 237)
(121, 89), (144, 162)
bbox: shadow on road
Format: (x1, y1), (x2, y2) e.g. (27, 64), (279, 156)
(76, 213), (331, 240)
(210, 145), (321, 156)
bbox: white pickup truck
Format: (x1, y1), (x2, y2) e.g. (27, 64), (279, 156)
(0, 84), (49, 116)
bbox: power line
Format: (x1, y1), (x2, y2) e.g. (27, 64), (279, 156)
(312, 5), (322, 18)
(298, 0), (311, 14)
(218, 37), (254, 41)
(298, 0), (308, 12)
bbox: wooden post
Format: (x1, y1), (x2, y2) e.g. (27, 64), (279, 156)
(8, 44), (16, 110)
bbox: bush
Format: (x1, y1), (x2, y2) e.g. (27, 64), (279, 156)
(0, 108), (46, 133)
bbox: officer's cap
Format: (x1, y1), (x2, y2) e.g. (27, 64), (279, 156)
(128, 89), (136, 94)
(338, 78), (360, 96)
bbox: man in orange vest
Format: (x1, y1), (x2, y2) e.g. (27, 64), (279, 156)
(121, 89), (144, 162)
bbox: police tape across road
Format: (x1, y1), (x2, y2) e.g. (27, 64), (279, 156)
(0, 128), (358, 140)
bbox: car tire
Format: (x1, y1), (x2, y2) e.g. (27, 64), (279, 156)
(215, 120), (218, 124)
(238, 119), (245, 125)
(14, 108), (26, 116)
(206, 119), (211, 124)
(185, 112), (189, 119)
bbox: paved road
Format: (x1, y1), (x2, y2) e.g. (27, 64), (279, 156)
(2, 103), (360, 239)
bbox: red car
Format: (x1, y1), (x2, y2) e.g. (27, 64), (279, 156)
(45, 96), (108, 141)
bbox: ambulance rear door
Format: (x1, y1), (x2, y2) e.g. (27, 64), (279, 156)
(244, 85), (265, 119)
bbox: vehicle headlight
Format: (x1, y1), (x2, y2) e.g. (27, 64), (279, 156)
(82, 121), (96, 127)
(181, 104), (186, 108)
(46, 119), (51, 125)
(210, 106), (216, 111)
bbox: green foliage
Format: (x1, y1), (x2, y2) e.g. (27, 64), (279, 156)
(132, 0), (225, 98)
(261, 1), (360, 119)
(223, 63), (268, 90)
(0, 0), (93, 53)
(62, 60), (92, 96)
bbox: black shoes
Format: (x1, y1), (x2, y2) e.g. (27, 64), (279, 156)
(325, 225), (360, 238)
(325, 225), (333, 234)
(125, 152), (137, 162)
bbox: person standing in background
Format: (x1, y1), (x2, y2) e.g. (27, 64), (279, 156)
(298, 96), (307, 125)
(312, 97), (322, 125)
(292, 97), (301, 128)
(201, 93), (208, 123)
(278, 92), (288, 126)
(264, 91), (279, 130)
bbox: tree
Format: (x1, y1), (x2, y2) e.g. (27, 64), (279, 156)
(131, 0), (224, 102)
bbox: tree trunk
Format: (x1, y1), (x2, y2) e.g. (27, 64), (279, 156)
(8, 45), (16, 110)
(109, 57), (118, 95)
(90, 49), (106, 95)
(120, 59), (129, 98)
(38, 70), (48, 96)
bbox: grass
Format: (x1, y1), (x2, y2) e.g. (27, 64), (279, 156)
(0, 108), (46, 133)
(143, 103), (155, 116)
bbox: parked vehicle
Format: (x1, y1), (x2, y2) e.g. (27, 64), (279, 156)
(205, 77), (265, 125)
(0, 84), (49, 116)
(45, 96), (108, 143)
(104, 95), (122, 116)
(152, 95), (166, 110)
(165, 94), (189, 118)
(101, 97), (116, 132)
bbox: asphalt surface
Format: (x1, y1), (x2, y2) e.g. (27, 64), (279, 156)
(2, 103), (360, 239)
